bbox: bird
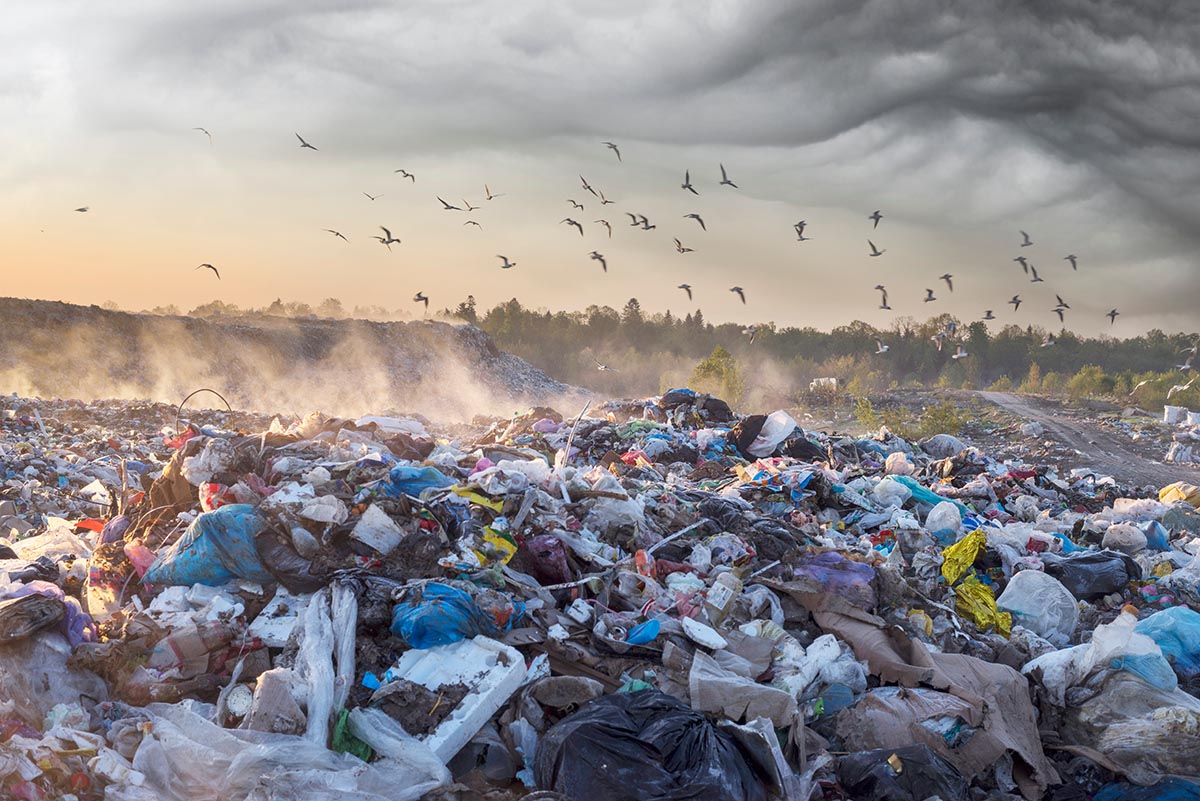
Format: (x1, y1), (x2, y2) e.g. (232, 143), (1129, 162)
(1129, 379), (1154, 396)
(1167, 378), (1196, 399)
(945, 321), (957, 336)
(594, 358), (619, 372)
(464, 220), (482, 228)
(869, 210), (882, 229)
(730, 286), (746, 304)
(1055, 294), (1070, 309)
(589, 251), (607, 273)
(1020, 230), (1033, 247)
(875, 340), (890, 355)
(373, 226), (402, 250)
(193, 127), (212, 144)
(637, 214), (655, 230)
(794, 220), (807, 237)
(580, 176), (597, 197)
(395, 169), (416, 182)
(952, 344), (969, 360)
(684, 213), (706, 231)
(1107, 309), (1120, 325)
(1177, 352), (1196, 372)
(1064, 254), (1078, 270)
(1053, 307), (1066, 324)
(594, 219), (612, 238)
(484, 184), (503, 199)
(1030, 265), (1044, 283)
(363, 192), (382, 201)
(295, 133), (318, 150)
(625, 212), (641, 227)
(462, 199), (479, 211)
(74, 206), (89, 213)
(868, 240), (885, 257)
(1014, 255), (1029, 274)
(924, 289), (937, 303)
(1042, 334), (1056, 348)
(1010, 295), (1022, 311)
(322, 228), (348, 241)
(674, 238), (693, 253)
(678, 284), (693, 301)
(437, 196), (461, 211)
(561, 218), (584, 236)
(597, 189), (614, 205)
(413, 292), (429, 310)
(195, 263), (220, 279)
(875, 285), (890, 310)
(795, 231), (812, 242)
(567, 199), (584, 210)
(719, 164), (738, 188)
(743, 326), (758, 344)
(682, 170), (699, 195)
(940, 273), (954, 292)
(932, 333), (946, 352)
(983, 310), (996, 320)
(497, 255), (516, 269)
(603, 142), (621, 162)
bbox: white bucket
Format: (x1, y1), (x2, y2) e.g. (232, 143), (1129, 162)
(1164, 405), (1187, 424)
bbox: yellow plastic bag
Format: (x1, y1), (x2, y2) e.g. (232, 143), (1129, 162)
(1159, 481), (1200, 507)
(941, 529), (986, 584)
(953, 575), (1012, 637)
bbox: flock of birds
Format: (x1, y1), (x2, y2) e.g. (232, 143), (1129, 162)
(65, 128), (1194, 381)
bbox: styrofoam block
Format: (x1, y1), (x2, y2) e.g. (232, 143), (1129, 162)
(246, 588), (312, 648)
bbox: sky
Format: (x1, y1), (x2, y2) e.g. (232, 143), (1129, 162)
(2, 0), (1198, 337)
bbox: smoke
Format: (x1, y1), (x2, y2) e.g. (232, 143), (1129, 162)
(0, 298), (587, 422)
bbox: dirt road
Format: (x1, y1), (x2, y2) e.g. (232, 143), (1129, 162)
(977, 391), (1200, 487)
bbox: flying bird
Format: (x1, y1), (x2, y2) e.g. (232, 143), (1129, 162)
(983, 310), (996, 320)
(497, 255), (516, 269)
(719, 164), (738, 188)
(561, 218), (584, 236)
(462, 199), (479, 211)
(295, 133), (318, 150)
(437, 196), (462, 211)
(932, 332), (946, 352)
(413, 292), (429, 310)
(195, 263), (220, 279)
(1064, 254), (1078, 270)
(394, 169), (415, 182)
(682, 170), (698, 195)
(602, 141), (621, 162)
(924, 288), (937, 303)
(1129, 379), (1154, 396)
(1014, 255), (1029, 274)
(1053, 307), (1066, 323)
(875, 340), (890, 355)
(363, 192), (382, 201)
(484, 184), (503, 199)
(951, 345), (969, 360)
(568, 199), (585, 210)
(674, 238), (694, 253)
(589, 251), (607, 273)
(637, 214), (655, 230)
(1042, 334), (1057, 348)
(580, 176), (597, 197)
(193, 127), (212, 144)
(940, 273), (954, 292)
(743, 326), (758, 344)
(464, 220), (482, 228)
(1167, 378), (1196, 399)
(869, 210), (882, 229)
(74, 206), (89, 213)
(594, 358), (619, 372)
(373, 226), (402, 250)
(322, 228), (348, 242)
(594, 219), (612, 238)
(1055, 295), (1070, 309)
(1010, 295), (1022, 311)
(677, 284), (693, 301)
(868, 240), (885, 257)
(1029, 265), (1044, 283)
(794, 220), (807, 237)
(796, 231), (812, 242)
(1107, 309), (1120, 325)
(597, 189), (614, 205)
(875, 284), (890, 310)
(730, 286), (746, 304)
(625, 212), (641, 227)
(684, 213), (706, 231)
(1020, 230), (1033, 247)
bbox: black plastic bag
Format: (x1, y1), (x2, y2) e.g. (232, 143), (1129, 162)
(254, 528), (329, 593)
(1041, 550), (1142, 601)
(726, 415), (767, 459)
(535, 689), (767, 801)
(837, 745), (969, 801)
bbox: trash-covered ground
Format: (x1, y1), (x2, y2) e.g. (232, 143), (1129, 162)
(3, 390), (1200, 801)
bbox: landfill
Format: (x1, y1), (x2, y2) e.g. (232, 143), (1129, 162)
(2, 389), (1200, 801)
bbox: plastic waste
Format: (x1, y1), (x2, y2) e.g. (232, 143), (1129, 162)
(377, 465), (455, 497)
(142, 504), (273, 586)
(745, 410), (797, 458)
(1041, 550), (1142, 601)
(1102, 523), (1147, 555)
(792, 551), (876, 610)
(837, 745), (969, 801)
(391, 582), (525, 648)
(925, 500), (963, 544)
(996, 570), (1079, 643)
(1135, 606), (1200, 677)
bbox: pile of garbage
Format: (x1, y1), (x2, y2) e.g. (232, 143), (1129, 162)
(1102, 406), (1200, 466)
(3, 389), (1200, 801)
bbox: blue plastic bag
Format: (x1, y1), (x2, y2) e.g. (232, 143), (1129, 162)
(143, 504), (273, 586)
(376, 465), (454, 498)
(1136, 606), (1200, 677)
(1140, 520), (1170, 552)
(391, 582), (524, 649)
(1095, 778), (1200, 801)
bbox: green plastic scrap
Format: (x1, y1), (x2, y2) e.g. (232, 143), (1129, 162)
(332, 709), (373, 762)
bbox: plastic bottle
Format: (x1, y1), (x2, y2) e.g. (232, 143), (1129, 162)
(703, 571), (743, 627)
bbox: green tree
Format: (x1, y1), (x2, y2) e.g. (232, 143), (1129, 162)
(690, 345), (745, 404)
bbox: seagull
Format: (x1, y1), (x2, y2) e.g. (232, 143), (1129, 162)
(394, 169), (415, 182)
(794, 220), (807, 237)
(744, 326), (758, 344)
(497, 255), (516, 269)
(603, 142), (621, 162)
(568, 199), (585, 210)
(1129, 379), (1154, 396)
(193, 127), (212, 144)
(983, 310), (996, 320)
(674, 238), (693, 253)
(684, 213), (706, 231)
(295, 133), (318, 150)
(952, 344), (969, 360)
(462, 199), (479, 211)
(413, 292), (429, 310)
(945, 321), (957, 336)
(1064, 254), (1078, 270)
(868, 240), (885, 257)
(1167, 378), (1196, 399)
(594, 219), (612, 238)
(1014, 255), (1029, 274)
(719, 163), (738, 188)
(561, 218), (584, 236)
(1177, 352), (1196, 372)
(869, 210), (882, 229)
(437, 196), (462, 211)
(464, 220), (482, 228)
(74, 206), (90, 213)
(1053, 307), (1066, 323)
(924, 288), (937, 303)
(1029, 265), (1044, 283)
(1020, 230), (1033, 247)
(484, 184), (503, 199)
(195, 263), (220, 279)
(678, 284), (693, 301)
(875, 284), (890, 309)
(932, 332), (946, 352)
(1107, 309), (1120, 325)
(625, 212), (641, 227)
(373, 226), (401, 250)
(322, 228), (348, 241)
(363, 192), (382, 201)
(682, 170), (699, 195)
(597, 189), (614, 205)
(1042, 333), (1056, 348)
(730, 286), (746, 304)
(594, 358), (619, 372)
(1055, 295), (1070, 309)
(940, 274), (954, 292)
(1010, 295), (1022, 311)
(796, 231), (812, 242)
(637, 214), (655, 230)
(875, 340), (890, 354)
(580, 176), (597, 197)
(589, 251), (607, 272)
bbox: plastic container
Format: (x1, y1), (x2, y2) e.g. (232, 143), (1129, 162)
(1164, 405), (1187, 424)
(703, 572), (743, 626)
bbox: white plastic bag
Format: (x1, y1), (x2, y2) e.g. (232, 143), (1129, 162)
(872, 477), (912, 508)
(296, 588), (335, 746)
(924, 501), (962, 539)
(997, 570), (1079, 644)
(746, 411), (798, 458)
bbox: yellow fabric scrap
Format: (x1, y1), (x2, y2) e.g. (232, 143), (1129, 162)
(941, 528), (986, 584)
